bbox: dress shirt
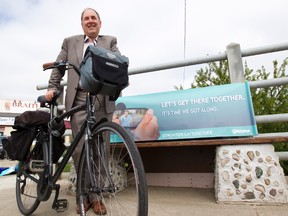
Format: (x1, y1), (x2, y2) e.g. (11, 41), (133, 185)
(83, 35), (98, 58)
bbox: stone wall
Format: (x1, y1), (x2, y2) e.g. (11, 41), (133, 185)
(215, 144), (288, 203)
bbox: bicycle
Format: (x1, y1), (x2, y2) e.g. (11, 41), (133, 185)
(15, 61), (148, 216)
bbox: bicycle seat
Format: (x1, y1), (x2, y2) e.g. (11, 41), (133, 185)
(37, 95), (49, 103)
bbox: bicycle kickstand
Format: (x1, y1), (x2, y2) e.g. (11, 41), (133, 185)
(52, 184), (69, 212)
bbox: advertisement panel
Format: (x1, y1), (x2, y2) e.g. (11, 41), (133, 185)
(112, 81), (258, 142)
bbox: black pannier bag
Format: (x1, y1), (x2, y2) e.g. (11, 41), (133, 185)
(2, 127), (37, 161)
(13, 110), (50, 129)
(2, 110), (66, 162)
(79, 45), (129, 101)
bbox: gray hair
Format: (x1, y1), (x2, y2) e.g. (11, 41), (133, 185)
(81, 8), (101, 21)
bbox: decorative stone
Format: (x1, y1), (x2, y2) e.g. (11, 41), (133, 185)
(255, 166), (263, 179)
(222, 171), (229, 181)
(266, 156), (272, 163)
(233, 163), (239, 168)
(259, 193), (265, 199)
(236, 150), (241, 154)
(221, 157), (230, 167)
(243, 159), (249, 165)
(236, 189), (241, 195)
(246, 166), (252, 172)
(255, 151), (260, 157)
(244, 192), (255, 199)
(233, 180), (239, 189)
(234, 173), (242, 179)
(227, 189), (234, 197)
(269, 189), (277, 197)
(241, 184), (247, 189)
(246, 175), (252, 182)
(254, 184), (265, 193)
(232, 153), (240, 161)
(272, 181), (279, 187)
(266, 166), (277, 177)
(264, 179), (270, 185)
(266, 167), (272, 176)
(258, 158), (263, 163)
(222, 149), (229, 155)
(247, 151), (255, 161)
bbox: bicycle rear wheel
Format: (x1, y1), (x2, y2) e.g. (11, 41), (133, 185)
(16, 132), (47, 215)
(78, 121), (148, 216)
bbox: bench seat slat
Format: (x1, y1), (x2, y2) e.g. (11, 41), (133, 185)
(136, 135), (288, 148)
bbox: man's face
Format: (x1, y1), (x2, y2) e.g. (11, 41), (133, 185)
(81, 9), (101, 39)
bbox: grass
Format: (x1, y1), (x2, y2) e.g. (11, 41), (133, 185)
(63, 163), (71, 172)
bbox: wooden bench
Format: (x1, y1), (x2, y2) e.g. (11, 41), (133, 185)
(135, 133), (288, 148)
(133, 133), (288, 188)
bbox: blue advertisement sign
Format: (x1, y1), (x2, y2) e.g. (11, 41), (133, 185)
(112, 81), (258, 142)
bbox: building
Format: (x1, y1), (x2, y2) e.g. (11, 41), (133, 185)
(0, 99), (71, 141)
(0, 99), (41, 136)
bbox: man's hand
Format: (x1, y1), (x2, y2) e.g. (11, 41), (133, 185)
(45, 90), (56, 101)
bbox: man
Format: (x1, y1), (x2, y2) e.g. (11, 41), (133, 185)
(120, 110), (132, 128)
(45, 7), (120, 215)
(120, 110), (133, 136)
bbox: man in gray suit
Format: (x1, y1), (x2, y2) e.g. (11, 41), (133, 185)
(45, 7), (120, 215)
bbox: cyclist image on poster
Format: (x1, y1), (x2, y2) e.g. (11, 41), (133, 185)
(120, 110), (132, 128)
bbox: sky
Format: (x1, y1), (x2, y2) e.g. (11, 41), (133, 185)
(1, 0), (288, 101)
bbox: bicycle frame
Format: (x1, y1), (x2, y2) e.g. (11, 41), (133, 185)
(43, 92), (100, 187)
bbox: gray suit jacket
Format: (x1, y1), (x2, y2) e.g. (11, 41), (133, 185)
(48, 35), (119, 113)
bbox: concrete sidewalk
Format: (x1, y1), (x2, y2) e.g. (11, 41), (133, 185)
(1, 174), (288, 216)
(1, 159), (288, 215)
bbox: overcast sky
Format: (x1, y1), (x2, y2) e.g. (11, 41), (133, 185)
(1, 0), (288, 101)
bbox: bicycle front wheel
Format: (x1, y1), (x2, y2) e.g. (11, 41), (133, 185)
(78, 121), (148, 216)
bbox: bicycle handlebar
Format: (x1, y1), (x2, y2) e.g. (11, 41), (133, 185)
(42, 61), (81, 76)
(42, 62), (56, 69)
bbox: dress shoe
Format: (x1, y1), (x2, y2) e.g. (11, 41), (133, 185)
(76, 199), (91, 214)
(92, 200), (107, 215)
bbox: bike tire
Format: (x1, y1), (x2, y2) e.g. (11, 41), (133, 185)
(77, 121), (148, 216)
(16, 132), (47, 215)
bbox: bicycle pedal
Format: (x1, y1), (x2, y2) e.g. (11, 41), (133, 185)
(54, 199), (69, 212)
(29, 160), (45, 172)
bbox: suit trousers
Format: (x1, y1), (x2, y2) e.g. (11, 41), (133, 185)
(70, 90), (113, 203)
(70, 90), (112, 202)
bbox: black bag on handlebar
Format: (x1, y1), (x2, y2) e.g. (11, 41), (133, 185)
(79, 45), (129, 101)
(2, 110), (66, 162)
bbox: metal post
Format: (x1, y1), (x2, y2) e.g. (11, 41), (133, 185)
(226, 43), (245, 83)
